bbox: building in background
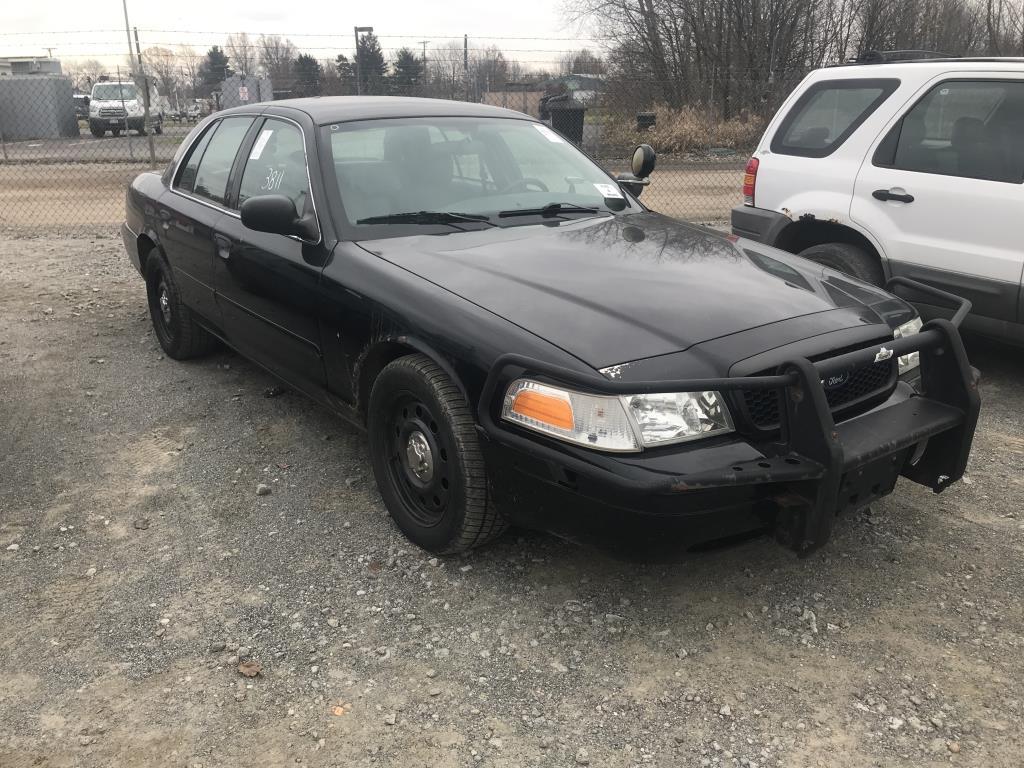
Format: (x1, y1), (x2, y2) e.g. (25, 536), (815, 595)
(217, 74), (274, 110)
(0, 56), (63, 77)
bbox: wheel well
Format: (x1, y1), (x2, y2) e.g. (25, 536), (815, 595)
(775, 220), (882, 263)
(137, 234), (157, 276)
(356, 341), (418, 416)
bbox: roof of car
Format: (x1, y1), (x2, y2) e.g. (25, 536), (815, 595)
(823, 57), (1024, 74)
(223, 96), (536, 125)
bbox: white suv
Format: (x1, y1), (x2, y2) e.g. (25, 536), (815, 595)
(732, 54), (1024, 344)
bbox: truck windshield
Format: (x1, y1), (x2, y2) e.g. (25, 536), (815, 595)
(322, 116), (634, 228)
(92, 83), (137, 101)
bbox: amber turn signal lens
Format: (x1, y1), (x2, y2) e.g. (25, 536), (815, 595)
(511, 389), (575, 431)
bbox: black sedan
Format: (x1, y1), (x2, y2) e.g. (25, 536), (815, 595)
(121, 97), (980, 557)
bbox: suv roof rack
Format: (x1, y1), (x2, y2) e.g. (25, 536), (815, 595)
(852, 49), (954, 64)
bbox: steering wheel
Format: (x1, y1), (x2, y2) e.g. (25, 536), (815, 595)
(498, 177), (549, 195)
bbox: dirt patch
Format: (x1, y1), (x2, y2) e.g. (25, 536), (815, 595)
(1, 234), (1022, 767)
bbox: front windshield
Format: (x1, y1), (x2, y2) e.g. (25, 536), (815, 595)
(92, 83), (137, 101)
(322, 117), (634, 227)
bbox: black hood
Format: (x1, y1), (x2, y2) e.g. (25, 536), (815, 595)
(358, 212), (913, 369)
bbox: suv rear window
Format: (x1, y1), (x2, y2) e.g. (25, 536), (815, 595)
(873, 79), (1024, 183)
(772, 79), (900, 157)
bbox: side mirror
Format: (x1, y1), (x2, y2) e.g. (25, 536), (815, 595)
(631, 143), (656, 178)
(240, 194), (318, 241)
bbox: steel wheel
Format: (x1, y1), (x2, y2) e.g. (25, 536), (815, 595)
(384, 395), (452, 527)
(368, 354), (508, 554)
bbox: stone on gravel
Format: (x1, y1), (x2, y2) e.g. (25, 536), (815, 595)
(575, 747), (590, 765)
(256, 483), (272, 496)
(6, 543), (19, 552)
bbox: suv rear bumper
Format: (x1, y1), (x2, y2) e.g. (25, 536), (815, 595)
(731, 204), (790, 245)
(477, 279), (979, 557)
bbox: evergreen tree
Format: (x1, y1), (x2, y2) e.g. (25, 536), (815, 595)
(354, 33), (387, 95)
(199, 45), (232, 92)
(293, 53), (323, 97)
(389, 47), (424, 95)
(335, 53), (355, 94)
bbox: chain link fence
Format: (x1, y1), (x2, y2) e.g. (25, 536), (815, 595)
(0, 44), (788, 235)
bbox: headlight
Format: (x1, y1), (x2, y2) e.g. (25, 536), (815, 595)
(501, 379), (734, 452)
(624, 391), (733, 447)
(128, 101), (143, 115)
(893, 316), (923, 375)
(89, 103), (99, 115)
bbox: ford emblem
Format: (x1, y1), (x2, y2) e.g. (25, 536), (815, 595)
(822, 371), (851, 391)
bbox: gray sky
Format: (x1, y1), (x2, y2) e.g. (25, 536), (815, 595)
(2, 2), (600, 69)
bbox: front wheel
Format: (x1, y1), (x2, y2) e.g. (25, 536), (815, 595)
(368, 354), (507, 554)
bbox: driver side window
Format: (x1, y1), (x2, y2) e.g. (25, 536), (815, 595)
(237, 119), (311, 212)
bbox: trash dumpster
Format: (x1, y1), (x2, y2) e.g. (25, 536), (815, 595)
(548, 100), (586, 147)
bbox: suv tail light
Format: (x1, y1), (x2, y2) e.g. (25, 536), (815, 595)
(742, 157), (759, 206)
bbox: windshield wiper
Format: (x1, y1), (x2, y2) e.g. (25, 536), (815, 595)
(497, 202), (602, 219)
(356, 211), (494, 226)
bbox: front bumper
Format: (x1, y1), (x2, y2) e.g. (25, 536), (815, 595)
(477, 279), (980, 556)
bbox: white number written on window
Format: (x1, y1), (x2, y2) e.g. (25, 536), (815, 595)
(261, 166), (286, 192)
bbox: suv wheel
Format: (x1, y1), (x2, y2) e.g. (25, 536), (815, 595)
(798, 243), (884, 286)
(368, 354), (508, 554)
(145, 255), (218, 359)
(89, 125), (105, 138)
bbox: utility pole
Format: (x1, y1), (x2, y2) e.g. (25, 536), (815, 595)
(353, 26), (373, 95)
(463, 34), (469, 102)
(121, 0), (137, 71)
(133, 26), (157, 168)
(418, 40), (429, 70)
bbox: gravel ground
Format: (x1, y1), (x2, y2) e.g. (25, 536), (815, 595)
(1, 233), (1022, 768)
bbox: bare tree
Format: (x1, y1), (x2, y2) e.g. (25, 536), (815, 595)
(178, 45), (203, 101)
(142, 47), (181, 105)
(225, 32), (258, 76)
(65, 59), (106, 91)
(258, 34), (298, 84)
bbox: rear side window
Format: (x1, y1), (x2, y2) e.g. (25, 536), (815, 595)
(873, 79), (1024, 183)
(772, 79), (900, 157)
(175, 124), (216, 193)
(191, 117), (255, 205)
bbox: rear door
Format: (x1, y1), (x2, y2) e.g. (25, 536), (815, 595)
(162, 116), (255, 324)
(213, 116), (330, 396)
(851, 75), (1024, 322)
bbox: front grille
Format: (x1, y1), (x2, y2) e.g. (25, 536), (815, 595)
(99, 107), (127, 118)
(741, 358), (896, 430)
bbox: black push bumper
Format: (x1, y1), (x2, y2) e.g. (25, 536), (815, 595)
(477, 278), (980, 556)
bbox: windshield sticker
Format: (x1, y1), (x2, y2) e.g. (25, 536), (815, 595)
(593, 182), (624, 199)
(249, 129), (274, 160)
(534, 124), (565, 143)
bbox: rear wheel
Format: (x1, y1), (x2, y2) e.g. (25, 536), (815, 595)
(368, 354), (507, 554)
(145, 255), (218, 360)
(797, 242), (884, 286)
(89, 125), (105, 138)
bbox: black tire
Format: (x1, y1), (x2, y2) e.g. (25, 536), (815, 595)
(145, 254), (218, 360)
(111, 127), (122, 137)
(797, 242), (884, 286)
(368, 354), (507, 554)
(89, 126), (105, 138)
(154, 123), (163, 135)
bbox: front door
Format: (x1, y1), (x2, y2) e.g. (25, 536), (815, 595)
(851, 75), (1024, 323)
(213, 116), (329, 396)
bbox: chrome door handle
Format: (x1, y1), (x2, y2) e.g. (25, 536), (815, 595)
(214, 234), (232, 260)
